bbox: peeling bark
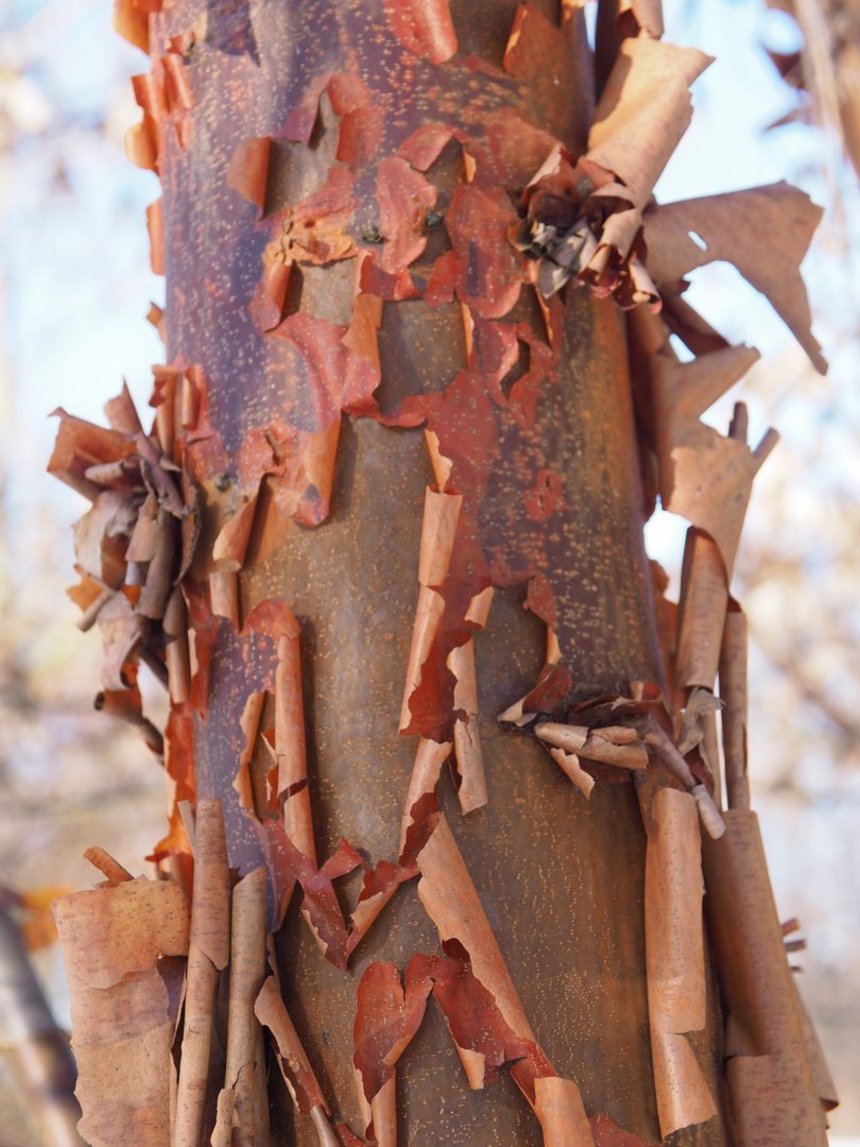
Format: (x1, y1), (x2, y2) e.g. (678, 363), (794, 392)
(49, 1), (834, 1145)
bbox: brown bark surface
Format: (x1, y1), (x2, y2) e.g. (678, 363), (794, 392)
(156, 2), (715, 1143)
(49, 0), (833, 1144)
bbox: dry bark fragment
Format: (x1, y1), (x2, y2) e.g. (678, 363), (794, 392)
(534, 1076), (594, 1146)
(650, 349), (771, 578)
(718, 606), (749, 812)
(373, 157), (438, 276)
(82, 847), (133, 885)
(227, 136), (271, 214)
(126, 39), (193, 175)
(643, 183), (826, 373)
(448, 623), (489, 814)
(522, 34), (710, 304)
(53, 867), (189, 1147)
(234, 690), (270, 815)
(415, 816), (593, 1143)
(398, 738), (452, 852)
(548, 745), (597, 797)
(150, 701), (196, 873)
(437, 183), (526, 318)
(417, 815), (537, 1045)
(644, 788), (716, 1137)
(353, 960), (433, 1142)
(51, 386), (199, 754)
(677, 687), (722, 759)
(147, 198), (165, 275)
(164, 586), (192, 705)
(212, 867), (269, 1147)
(640, 719), (725, 839)
(275, 610), (315, 863)
(589, 38), (712, 219)
(95, 592), (145, 691)
(402, 944), (593, 1144)
(536, 722), (649, 770)
(399, 487), (462, 732)
(368, 1074), (396, 1147)
(702, 810), (829, 1146)
(651, 339), (761, 555)
(675, 529), (729, 694)
(137, 509), (177, 619)
(49, 409), (136, 502)
(174, 800), (231, 1147)
(254, 975), (343, 1142)
(503, 2), (589, 148)
(255, 801), (433, 969)
(56, 877), (188, 990)
(106, 381), (145, 435)
(150, 364), (178, 458)
(73, 490), (135, 588)
(616, 0), (664, 39)
(113, 0), (153, 54)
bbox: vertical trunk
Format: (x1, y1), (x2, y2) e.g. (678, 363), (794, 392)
(156, 3), (717, 1143)
(50, 1), (833, 1145)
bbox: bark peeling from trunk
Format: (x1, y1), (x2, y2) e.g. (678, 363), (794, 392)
(48, 1), (833, 1144)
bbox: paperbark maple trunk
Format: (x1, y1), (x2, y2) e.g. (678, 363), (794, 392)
(48, 0), (832, 1145)
(156, 2), (722, 1144)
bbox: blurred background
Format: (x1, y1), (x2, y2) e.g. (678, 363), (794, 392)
(0, 0), (857, 1142)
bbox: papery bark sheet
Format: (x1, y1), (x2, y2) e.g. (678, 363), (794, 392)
(644, 788), (715, 1137)
(702, 811), (829, 1146)
(644, 183), (826, 374)
(54, 865), (189, 1147)
(174, 800), (230, 1147)
(212, 867), (269, 1147)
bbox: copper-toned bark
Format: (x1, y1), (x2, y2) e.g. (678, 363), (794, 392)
(48, 0), (835, 1144)
(150, 3), (713, 1143)
(702, 812), (828, 1146)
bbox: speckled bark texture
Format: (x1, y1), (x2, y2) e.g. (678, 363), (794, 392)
(151, 3), (732, 1143)
(45, 0), (837, 1140)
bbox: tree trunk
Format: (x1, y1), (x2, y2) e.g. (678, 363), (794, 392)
(160, 2), (680, 1142)
(49, 1), (834, 1145)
